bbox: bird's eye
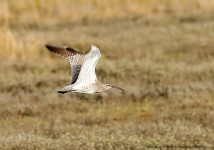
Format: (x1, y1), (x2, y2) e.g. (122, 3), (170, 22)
(107, 84), (110, 87)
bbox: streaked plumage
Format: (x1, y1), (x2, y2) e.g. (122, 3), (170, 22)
(46, 45), (124, 94)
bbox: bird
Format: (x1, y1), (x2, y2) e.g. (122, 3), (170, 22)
(45, 45), (124, 94)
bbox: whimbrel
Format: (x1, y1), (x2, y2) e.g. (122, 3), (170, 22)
(46, 45), (124, 94)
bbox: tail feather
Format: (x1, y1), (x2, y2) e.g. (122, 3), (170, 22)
(54, 85), (72, 94)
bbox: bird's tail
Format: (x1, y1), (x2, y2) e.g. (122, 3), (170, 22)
(54, 85), (72, 94)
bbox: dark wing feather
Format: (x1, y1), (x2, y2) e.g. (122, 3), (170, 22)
(46, 45), (85, 84)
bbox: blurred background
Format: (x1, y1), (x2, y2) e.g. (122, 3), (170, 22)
(0, 0), (214, 149)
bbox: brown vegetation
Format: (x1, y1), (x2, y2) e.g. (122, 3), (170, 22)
(0, 0), (214, 149)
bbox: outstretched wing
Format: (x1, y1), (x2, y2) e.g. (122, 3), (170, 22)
(75, 45), (101, 84)
(46, 45), (85, 84)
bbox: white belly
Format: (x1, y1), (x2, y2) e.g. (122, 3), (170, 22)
(72, 83), (97, 94)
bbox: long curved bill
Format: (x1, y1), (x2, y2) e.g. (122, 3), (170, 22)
(112, 86), (124, 92)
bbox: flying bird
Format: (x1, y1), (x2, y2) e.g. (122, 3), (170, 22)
(46, 45), (124, 94)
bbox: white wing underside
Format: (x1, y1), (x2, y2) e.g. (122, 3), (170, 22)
(75, 45), (101, 84)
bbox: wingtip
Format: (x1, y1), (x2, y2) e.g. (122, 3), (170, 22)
(45, 44), (67, 50)
(45, 44), (51, 49)
(91, 45), (98, 50)
(45, 45), (56, 51)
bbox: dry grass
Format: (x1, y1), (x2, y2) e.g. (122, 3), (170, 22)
(1, 0), (214, 149)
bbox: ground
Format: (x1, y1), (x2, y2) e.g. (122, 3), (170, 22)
(0, 0), (214, 149)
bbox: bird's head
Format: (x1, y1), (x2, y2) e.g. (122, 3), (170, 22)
(104, 84), (124, 92)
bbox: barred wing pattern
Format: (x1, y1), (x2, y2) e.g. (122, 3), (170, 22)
(75, 45), (101, 84)
(45, 45), (85, 84)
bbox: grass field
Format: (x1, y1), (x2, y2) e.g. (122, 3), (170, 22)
(1, 0), (214, 149)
